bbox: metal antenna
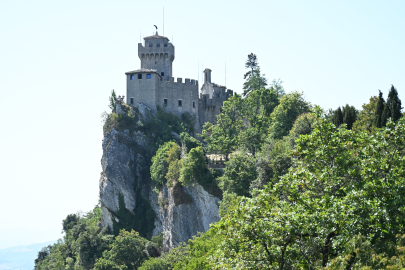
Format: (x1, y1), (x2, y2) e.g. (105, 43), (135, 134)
(225, 61), (227, 87)
(202, 61), (204, 83)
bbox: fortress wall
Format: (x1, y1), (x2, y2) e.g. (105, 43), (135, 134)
(157, 78), (199, 119)
(198, 89), (234, 129)
(126, 73), (159, 111)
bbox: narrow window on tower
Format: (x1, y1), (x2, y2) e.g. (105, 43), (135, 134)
(178, 100), (182, 107)
(161, 72), (164, 76)
(147, 74), (151, 79)
(193, 102), (195, 108)
(137, 74), (142, 79)
(130, 75), (134, 80)
(164, 44), (168, 47)
(156, 43), (160, 47)
(130, 98), (134, 104)
(149, 43), (153, 47)
(164, 99), (168, 106)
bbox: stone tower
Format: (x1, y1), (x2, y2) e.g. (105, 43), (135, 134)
(138, 33), (175, 81)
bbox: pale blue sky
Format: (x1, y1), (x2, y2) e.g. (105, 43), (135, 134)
(0, 0), (404, 248)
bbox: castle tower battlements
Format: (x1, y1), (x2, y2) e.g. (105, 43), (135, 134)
(138, 33), (174, 81)
(125, 31), (232, 133)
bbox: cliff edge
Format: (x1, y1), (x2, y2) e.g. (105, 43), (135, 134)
(99, 103), (220, 250)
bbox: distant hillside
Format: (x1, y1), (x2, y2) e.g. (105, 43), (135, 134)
(0, 241), (56, 270)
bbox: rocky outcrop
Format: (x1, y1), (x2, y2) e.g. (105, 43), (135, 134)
(99, 109), (221, 249)
(99, 128), (145, 231)
(150, 184), (220, 250)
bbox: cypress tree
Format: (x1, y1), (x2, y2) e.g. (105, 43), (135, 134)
(374, 90), (385, 128)
(388, 85), (402, 122)
(332, 107), (343, 127)
(342, 104), (357, 130)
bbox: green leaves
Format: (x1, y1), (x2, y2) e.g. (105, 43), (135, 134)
(218, 152), (257, 197)
(179, 146), (206, 186)
(94, 230), (158, 270)
(150, 142), (180, 188)
(206, 113), (405, 268)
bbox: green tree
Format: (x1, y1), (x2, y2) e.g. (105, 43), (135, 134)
(173, 233), (221, 270)
(201, 94), (243, 160)
(179, 146), (207, 186)
(268, 91), (311, 139)
(94, 230), (155, 270)
(239, 87), (279, 155)
(332, 106), (343, 127)
(288, 112), (316, 146)
(374, 90), (386, 128)
(150, 142), (180, 188)
(180, 132), (203, 154)
(208, 112), (405, 268)
(383, 84), (403, 124)
(139, 243), (188, 270)
(36, 206), (113, 270)
(219, 152), (257, 197)
(62, 214), (79, 233)
(269, 79), (285, 97)
(342, 104), (357, 130)
(109, 89), (117, 112)
(243, 53), (267, 96)
(166, 160), (181, 187)
(352, 95), (378, 132)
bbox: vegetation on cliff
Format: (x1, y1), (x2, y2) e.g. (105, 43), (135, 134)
(36, 54), (404, 269)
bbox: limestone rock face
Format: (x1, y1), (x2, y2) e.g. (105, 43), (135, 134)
(99, 126), (221, 250)
(150, 184), (220, 250)
(99, 128), (139, 231)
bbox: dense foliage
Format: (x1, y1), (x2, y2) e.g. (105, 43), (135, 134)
(37, 53), (404, 269)
(207, 112), (405, 268)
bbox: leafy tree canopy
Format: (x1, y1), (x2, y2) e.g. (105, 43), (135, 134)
(352, 95), (378, 133)
(151, 141), (180, 188)
(268, 91), (311, 139)
(218, 152), (257, 197)
(208, 111), (405, 268)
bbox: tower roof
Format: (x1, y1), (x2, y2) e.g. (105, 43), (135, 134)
(144, 34), (170, 41)
(125, 69), (160, 76)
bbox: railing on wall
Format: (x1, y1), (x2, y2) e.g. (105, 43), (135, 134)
(205, 153), (226, 169)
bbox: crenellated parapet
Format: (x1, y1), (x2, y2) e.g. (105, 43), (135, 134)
(125, 31), (232, 134)
(138, 34), (174, 80)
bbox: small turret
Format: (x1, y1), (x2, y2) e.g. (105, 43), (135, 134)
(203, 68), (212, 83)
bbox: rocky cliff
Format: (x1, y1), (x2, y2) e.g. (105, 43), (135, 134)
(99, 104), (221, 250)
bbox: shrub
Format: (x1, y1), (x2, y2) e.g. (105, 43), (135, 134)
(179, 147), (206, 186)
(151, 142), (180, 188)
(180, 132), (203, 154)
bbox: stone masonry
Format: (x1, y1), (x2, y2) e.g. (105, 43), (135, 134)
(125, 32), (233, 133)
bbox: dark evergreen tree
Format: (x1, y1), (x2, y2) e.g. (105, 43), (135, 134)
(342, 104), (357, 130)
(332, 107), (343, 127)
(243, 53), (258, 80)
(385, 85), (403, 122)
(374, 90), (386, 128)
(242, 53), (267, 96)
(382, 103), (389, 127)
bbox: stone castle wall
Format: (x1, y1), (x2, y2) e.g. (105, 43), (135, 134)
(138, 36), (174, 81)
(126, 34), (233, 133)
